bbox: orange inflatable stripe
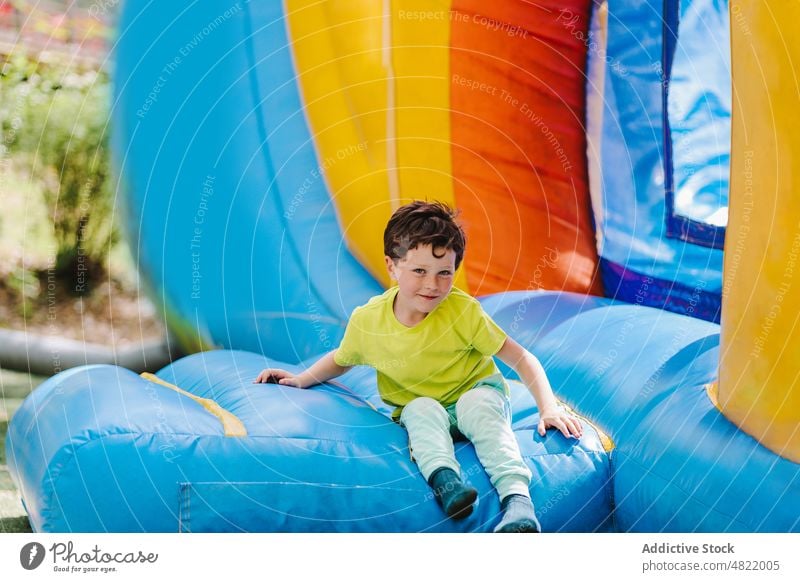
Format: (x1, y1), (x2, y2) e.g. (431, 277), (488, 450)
(449, 0), (602, 297)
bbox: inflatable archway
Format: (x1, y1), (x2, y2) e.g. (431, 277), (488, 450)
(6, 0), (799, 532)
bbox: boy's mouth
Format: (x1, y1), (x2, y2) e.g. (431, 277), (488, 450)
(419, 294), (439, 301)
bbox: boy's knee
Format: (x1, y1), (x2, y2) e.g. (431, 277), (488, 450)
(455, 388), (508, 436)
(401, 396), (448, 425)
(456, 387), (506, 418)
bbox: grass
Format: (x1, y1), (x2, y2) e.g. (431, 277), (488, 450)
(1, 368), (45, 533)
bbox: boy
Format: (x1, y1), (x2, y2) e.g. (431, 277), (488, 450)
(254, 201), (582, 532)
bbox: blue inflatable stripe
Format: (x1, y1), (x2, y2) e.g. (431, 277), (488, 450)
(600, 258), (721, 323)
(112, 0), (381, 363)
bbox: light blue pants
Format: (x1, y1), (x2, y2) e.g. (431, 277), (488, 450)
(399, 376), (532, 501)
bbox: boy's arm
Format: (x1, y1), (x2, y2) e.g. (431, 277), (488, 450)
(294, 350), (351, 388)
(495, 337), (582, 438)
(254, 350), (351, 389)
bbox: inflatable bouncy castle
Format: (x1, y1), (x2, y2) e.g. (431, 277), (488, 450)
(6, 0), (800, 532)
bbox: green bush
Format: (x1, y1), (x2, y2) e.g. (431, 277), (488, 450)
(1, 53), (117, 293)
(6, 265), (40, 320)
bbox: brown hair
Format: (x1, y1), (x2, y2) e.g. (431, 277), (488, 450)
(383, 201), (466, 269)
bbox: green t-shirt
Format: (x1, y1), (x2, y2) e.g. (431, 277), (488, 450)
(334, 286), (508, 417)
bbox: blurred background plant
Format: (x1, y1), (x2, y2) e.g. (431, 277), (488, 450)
(0, 0), (164, 344)
(0, 39), (163, 346)
(2, 52), (116, 294)
(1, 0), (166, 532)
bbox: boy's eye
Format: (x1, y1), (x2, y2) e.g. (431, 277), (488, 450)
(413, 269), (425, 275)
(438, 271), (452, 277)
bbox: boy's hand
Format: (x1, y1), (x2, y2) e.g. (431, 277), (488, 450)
(538, 407), (583, 439)
(253, 368), (305, 388)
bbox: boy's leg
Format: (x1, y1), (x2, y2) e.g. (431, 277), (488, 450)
(399, 397), (459, 479)
(400, 397), (477, 518)
(455, 387), (539, 532)
(455, 387), (531, 498)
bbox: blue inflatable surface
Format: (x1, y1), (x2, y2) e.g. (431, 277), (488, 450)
(7, 293), (800, 532)
(6, 294), (615, 533)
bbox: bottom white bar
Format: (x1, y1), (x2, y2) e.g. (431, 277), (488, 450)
(1, 533), (798, 581)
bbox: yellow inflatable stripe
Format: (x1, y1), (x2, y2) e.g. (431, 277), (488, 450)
(586, 2), (608, 255)
(718, 1), (800, 463)
(286, 0), (396, 288)
(287, 1), (469, 291)
(705, 382), (720, 411)
(140, 373), (247, 438)
(391, 0), (468, 292)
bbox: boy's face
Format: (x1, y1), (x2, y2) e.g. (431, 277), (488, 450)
(385, 244), (456, 320)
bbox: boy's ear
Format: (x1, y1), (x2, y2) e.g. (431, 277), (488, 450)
(385, 255), (397, 280)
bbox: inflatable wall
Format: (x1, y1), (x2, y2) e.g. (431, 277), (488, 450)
(587, 0), (727, 322)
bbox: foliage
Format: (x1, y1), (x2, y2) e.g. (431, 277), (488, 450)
(1, 52), (117, 293)
(6, 265), (39, 319)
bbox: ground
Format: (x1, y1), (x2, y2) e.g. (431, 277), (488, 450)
(0, 269), (164, 347)
(0, 368), (40, 532)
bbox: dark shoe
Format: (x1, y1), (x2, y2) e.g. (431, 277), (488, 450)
(428, 467), (478, 519)
(493, 494), (541, 533)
